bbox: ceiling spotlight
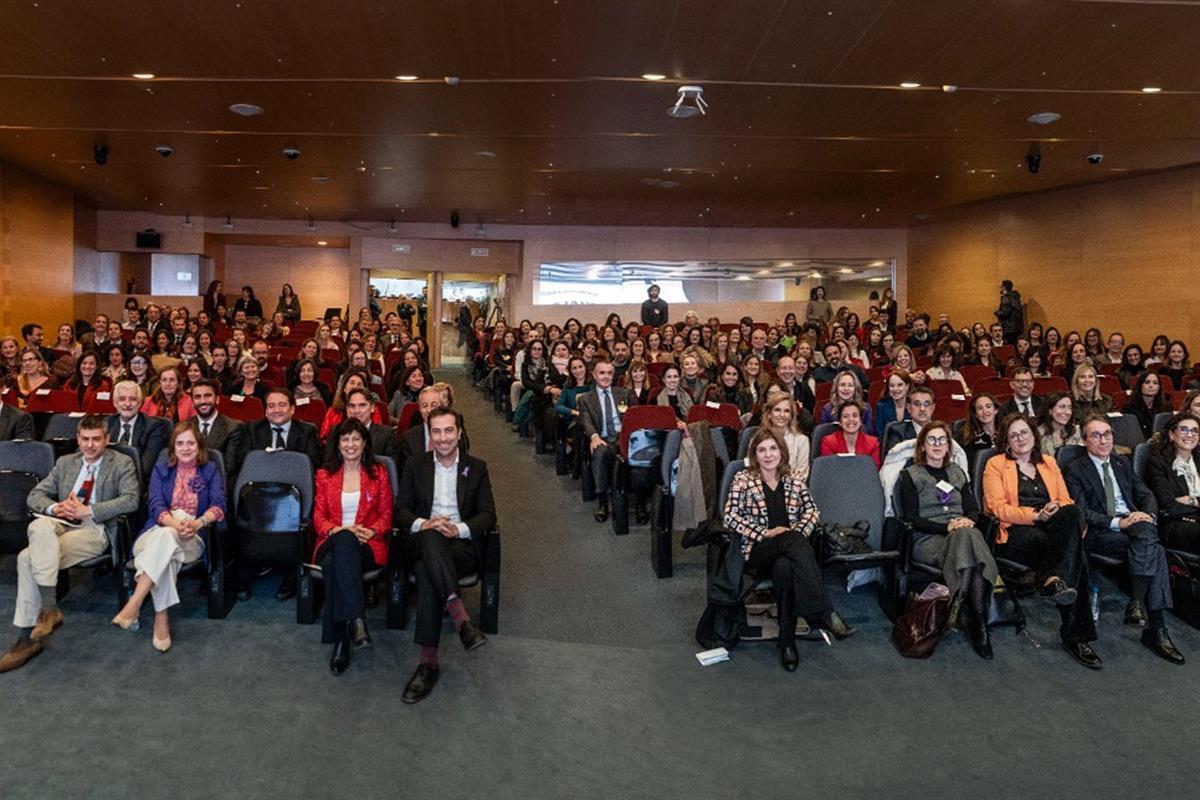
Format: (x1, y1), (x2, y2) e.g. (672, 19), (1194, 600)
(1141, 86), (1162, 93)
(668, 85), (707, 118)
(229, 103), (264, 117)
(316, 240), (328, 246)
(444, 76), (460, 86)
(941, 85), (957, 93)
(642, 73), (666, 81)
(1027, 112), (1061, 125)
(474, 150), (497, 158)
(132, 73), (156, 80)
(899, 82), (922, 89)
(394, 75), (419, 81)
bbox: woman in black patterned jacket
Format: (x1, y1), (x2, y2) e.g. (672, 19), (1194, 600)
(723, 427), (853, 672)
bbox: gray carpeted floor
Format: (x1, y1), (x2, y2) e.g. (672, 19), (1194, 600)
(2, 371), (1199, 798)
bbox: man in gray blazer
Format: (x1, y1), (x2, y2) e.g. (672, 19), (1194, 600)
(0, 415), (139, 673)
(576, 360), (631, 522)
(0, 394), (34, 441)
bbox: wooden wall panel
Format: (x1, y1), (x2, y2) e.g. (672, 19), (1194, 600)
(224, 244), (351, 322)
(0, 165), (76, 332)
(909, 168), (1200, 348)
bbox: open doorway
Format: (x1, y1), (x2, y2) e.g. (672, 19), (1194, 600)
(441, 273), (501, 365)
(369, 270), (429, 341)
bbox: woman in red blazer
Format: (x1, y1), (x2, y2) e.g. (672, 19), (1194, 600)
(313, 417), (393, 675)
(819, 400), (881, 468)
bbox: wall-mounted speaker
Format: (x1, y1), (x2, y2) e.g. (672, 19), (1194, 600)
(136, 229), (162, 249)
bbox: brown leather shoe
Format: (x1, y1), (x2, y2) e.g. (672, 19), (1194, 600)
(0, 640), (45, 673)
(31, 608), (63, 642)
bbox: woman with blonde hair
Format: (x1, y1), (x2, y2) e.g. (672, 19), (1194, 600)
(760, 390), (811, 482)
(1069, 363), (1112, 424)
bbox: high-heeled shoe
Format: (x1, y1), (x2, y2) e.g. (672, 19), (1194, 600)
(152, 635), (172, 653)
(351, 618), (371, 649)
(111, 613), (140, 632)
(330, 640), (351, 675)
(828, 611), (856, 640)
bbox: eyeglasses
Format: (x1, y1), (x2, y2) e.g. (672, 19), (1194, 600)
(1086, 431), (1114, 441)
(925, 436), (949, 446)
(1176, 427), (1200, 437)
(910, 400), (934, 409)
(1007, 428), (1032, 441)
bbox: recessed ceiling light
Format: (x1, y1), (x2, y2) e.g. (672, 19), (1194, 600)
(395, 75), (419, 81)
(317, 240), (328, 246)
(474, 150), (497, 158)
(229, 103), (264, 117)
(1141, 86), (1162, 93)
(641, 73), (666, 81)
(899, 82), (921, 89)
(736, 275), (751, 281)
(1027, 112), (1061, 125)
(312, 176), (331, 184)
(132, 73), (155, 80)
(838, 268), (855, 274)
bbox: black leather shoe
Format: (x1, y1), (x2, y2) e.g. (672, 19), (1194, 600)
(351, 618), (371, 649)
(236, 582), (252, 601)
(967, 614), (993, 660)
(459, 621), (488, 652)
(402, 664), (440, 704)
(829, 611), (856, 640)
(594, 500), (609, 523)
(366, 583), (383, 609)
(1124, 600), (1148, 627)
(780, 643), (799, 672)
(635, 505), (650, 525)
(275, 575), (297, 601)
(1141, 628), (1185, 665)
(330, 640), (351, 675)
(1062, 641), (1103, 670)
(1040, 578), (1077, 606)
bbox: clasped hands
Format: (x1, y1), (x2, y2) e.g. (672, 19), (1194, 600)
(53, 493), (93, 522)
(1119, 511), (1153, 529)
(945, 517), (974, 532)
(421, 516), (461, 539)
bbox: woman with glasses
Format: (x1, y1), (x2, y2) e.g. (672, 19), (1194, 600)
(982, 415), (1097, 668)
(898, 421), (997, 659)
(1144, 413), (1200, 554)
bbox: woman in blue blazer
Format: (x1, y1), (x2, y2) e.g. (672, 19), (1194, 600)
(111, 420), (226, 653)
(874, 368), (912, 439)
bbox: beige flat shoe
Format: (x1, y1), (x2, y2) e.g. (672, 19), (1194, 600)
(152, 635), (172, 654)
(110, 613), (139, 632)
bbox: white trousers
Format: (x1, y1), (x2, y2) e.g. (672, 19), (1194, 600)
(14, 517), (107, 628)
(132, 511), (206, 612)
(510, 380), (524, 411)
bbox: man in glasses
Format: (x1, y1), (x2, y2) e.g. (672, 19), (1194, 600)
(1063, 416), (1183, 664)
(1002, 367), (1043, 418)
(882, 386), (936, 457)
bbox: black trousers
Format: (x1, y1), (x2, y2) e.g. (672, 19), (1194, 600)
(745, 531), (830, 646)
(315, 530), (379, 644)
(1087, 520), (1172, 611)
(591, 438), (618, 498)
(403, 530), (479, 647)
(996, 505), (1096, 644)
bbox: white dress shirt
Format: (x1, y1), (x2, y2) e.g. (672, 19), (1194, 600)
(409, 453), (471, 539)
(1088, 452), (1131, 529)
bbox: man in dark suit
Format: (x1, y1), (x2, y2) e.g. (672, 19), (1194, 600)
(881, 386), (936, 457)
(0, 394), (34, 441)
(1063, 415), (1183, 664)
(190, 379), (246, 480)
(106, 381), (170, 482)
(813, 342), (869, 387)
(395, 406), (495, 704)
(242, 387), (321, 600)
(576, 360), (631, 523)
(344, 386), (397, 461)
(1001, 367), (1044, 418)
(399, 385), (470, 471)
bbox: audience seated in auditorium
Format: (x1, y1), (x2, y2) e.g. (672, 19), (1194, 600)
(0, 416), (140, 673)
(395, 406), (495, 703)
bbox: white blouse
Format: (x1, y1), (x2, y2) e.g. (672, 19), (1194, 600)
(1173, 457), (1200, 499)
(341, 491), (360, 527)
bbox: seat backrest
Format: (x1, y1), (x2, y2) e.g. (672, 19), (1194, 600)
(809, 422), (840, 464)
(1153, 411), (1174, 434)
(395, 402), (421, 433)
(219, 395), (265, 422)
(1108, 413), (1145, 450)
(619, 405), (679, 458)
(1032, 376), (1068, 396)
(925, 379), (964, 398)
(972, 447), (999, 508)
(1098, 375), (1123, 398)
(108, 443), (144, 495)
(376, 455), (399, 498)
(660, 428), (683, 487)
(41, 413), (81, 443)
(1056, 444), (1087, 470)
(1132, 442), (1151, 481)
(236, 482), (302, 533)
(736, 425), (759, 460)
(0, 440), (55, 479)
(292, 397), (326, 426)
(808, 454), (885, 549)
(26, 389), (81, 414)
(687, 402), (741, 430)
(716, 460), (746, 515)
(233, 450), (314, 520)
(0, 470), (38, 522)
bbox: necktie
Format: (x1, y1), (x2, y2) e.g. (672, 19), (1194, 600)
(1021, 400), (1031, 416)
(120, 423), (131, 445)
(201, 420), (210, 438)
(1102, 461), (1117, 517)
(602, 389), (617, 440)
(79, 464), (95, 505)
(273, 426), (285, 449)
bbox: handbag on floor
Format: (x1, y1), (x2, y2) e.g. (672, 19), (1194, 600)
(1168, 552), (1200, 630)
(818, 520), (872, 557)
(891, 585), (950, 658)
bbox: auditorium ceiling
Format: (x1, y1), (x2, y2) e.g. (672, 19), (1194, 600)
(0, 0), (1198, 228)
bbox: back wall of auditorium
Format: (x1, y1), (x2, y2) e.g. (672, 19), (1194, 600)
(3, 158), (1199, 345)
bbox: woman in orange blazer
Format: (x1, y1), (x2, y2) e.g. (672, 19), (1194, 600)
(313, 417), (394, 675)
(982, 413), (1099, 668)
(818, 401), (881, 468)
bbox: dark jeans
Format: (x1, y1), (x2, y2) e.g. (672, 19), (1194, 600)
(403, 530), (479, 647)
(591, 438), (618, 498)
(745, 531), (831, 646)
(315, 530), (378, 644)
(1087, 520), (1171, 611)
(996, 505), (1096, 644)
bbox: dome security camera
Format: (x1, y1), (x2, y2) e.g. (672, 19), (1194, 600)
(155, 145), (174, 158)
(1087, 153), (1104, 165)
(282, 147), (301, 160)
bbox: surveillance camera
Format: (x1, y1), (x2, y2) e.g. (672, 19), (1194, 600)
(93, 144), (109, 166)
(1026, 152), (1041, 174)
(1087, 153), (1104, 165)
(155, 145), (173, 158)
(450, 209), (460, 229)
(282, 147), (301, 160)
